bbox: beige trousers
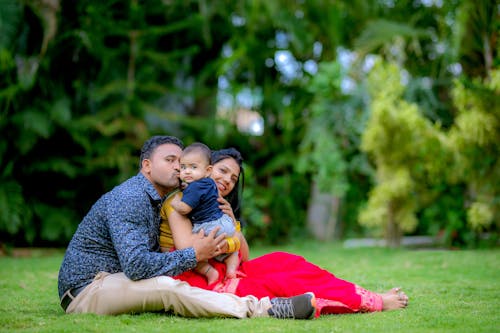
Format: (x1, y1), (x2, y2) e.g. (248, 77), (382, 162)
(65, 272), (271, 318)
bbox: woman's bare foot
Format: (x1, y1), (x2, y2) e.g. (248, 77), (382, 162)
(380, 287), (408, 310)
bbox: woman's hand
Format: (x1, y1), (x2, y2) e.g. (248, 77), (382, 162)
(216, 196), (250, 261)
(216, 196), (235, 253)
(217, 196), (236, 222)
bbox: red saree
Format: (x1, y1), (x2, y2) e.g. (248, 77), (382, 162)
(174, 251), (383, 316)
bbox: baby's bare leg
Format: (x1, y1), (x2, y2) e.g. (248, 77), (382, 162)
(225, 252), (240, 279)
(195, 261), (219, 285)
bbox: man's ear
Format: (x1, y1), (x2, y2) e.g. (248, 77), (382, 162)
(142, 159), (151, 173)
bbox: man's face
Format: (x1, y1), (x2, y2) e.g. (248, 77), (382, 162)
(143, 143), (182, 196)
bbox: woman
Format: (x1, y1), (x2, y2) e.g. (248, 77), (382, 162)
(160, 148), (408, 316)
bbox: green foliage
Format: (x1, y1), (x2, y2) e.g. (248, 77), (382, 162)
(0, 1), (22, 49)
(467, 202), (494, 231)
(417, 184), (468, 246)
(295, 60), (374, 239)
(358, 167), (417, 233)
(0, 0), (497, 248)
(0, 1), (203, 245)
(447, 70), (500, 235)
(354, 19), (431, 62)
(454, 0), (498, 78)
(33, 202), (79, 242)
(361, 59), (499, 247)
(0, 180), (29, 236)
(361, 59), (443, 245)
(296, 61), (349, 196)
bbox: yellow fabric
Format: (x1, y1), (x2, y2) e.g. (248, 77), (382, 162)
(159, 190), (242, 254)
(159, 190), (181, 251)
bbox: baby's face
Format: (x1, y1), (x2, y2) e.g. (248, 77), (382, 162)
(179, 152), (211, 183)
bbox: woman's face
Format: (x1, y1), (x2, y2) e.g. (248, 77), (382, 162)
(210, 157), (240, 197)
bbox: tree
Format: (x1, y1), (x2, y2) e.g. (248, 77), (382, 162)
(0, 0), (236, 246)
(360, 59), (446, 246)
(446, 70), (499, 243)
(360, 59), (498, 247)
(296, 61), (370, 240)
(0, 0), (496, 248)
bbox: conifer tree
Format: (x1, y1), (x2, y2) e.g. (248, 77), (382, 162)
(360, 59), (446, 246)
(360, 60), (498, 247)
(447, 70), (499, 236)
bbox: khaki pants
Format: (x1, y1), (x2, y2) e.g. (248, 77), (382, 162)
(65, 272), (271, 318)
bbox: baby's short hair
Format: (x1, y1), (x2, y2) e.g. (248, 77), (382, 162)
(182, 142), (211, 164)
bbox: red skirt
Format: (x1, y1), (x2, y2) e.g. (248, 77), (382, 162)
(174, 251), (383, 316)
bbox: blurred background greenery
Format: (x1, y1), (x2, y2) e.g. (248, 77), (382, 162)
(0, 0), (498, 250)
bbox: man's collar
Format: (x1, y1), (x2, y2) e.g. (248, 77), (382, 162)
(138, 172), (180, 203)
(138, 172), (162, 203)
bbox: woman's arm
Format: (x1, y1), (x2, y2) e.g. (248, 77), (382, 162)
(237, 231), (250, 262)
(170, 193), (193, 215)
(168, 210), (198, 250)
(168, 209), (227, 262)
(167, 194), (240, 259)
(217, 196), (250, 261)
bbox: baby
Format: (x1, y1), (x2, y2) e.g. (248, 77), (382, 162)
(170, 142), (239, 284)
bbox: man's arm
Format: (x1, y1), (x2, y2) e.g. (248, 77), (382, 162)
(109, 209), (197, 279)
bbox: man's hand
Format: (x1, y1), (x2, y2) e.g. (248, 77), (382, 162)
(192, 227), (227, 262)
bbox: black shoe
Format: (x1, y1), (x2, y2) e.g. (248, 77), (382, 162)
(268, 292), (317, 319)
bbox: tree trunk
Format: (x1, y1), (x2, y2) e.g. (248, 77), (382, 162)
(306, 181), (341, 241)
(385, 202), (402, 247)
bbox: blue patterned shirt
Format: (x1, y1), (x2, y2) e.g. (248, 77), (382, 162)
(58, 172), (197, 298)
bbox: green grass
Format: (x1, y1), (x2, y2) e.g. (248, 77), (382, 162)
(0, 243), (498, 333)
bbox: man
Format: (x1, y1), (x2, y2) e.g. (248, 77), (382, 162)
(58, 135), (316, 318)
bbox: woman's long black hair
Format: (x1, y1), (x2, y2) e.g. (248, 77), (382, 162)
(211, 148), (244, 220)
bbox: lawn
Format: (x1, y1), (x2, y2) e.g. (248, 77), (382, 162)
(0, 242), (498, 333)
